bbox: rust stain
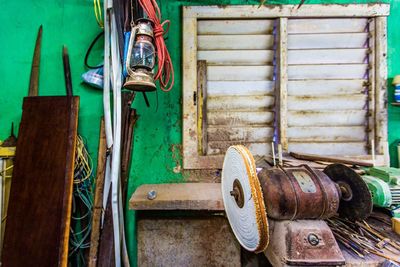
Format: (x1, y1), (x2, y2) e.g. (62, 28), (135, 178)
(169, 144), (183, 174)
(189, 129), (196, 139)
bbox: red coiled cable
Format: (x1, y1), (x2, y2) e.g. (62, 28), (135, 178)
(139, 0), (174, 92)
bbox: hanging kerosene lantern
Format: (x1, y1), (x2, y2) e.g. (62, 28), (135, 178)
(124, 19), (156, 92)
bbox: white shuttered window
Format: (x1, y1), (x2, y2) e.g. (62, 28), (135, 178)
(183, 5), (389, 169)
(286, 18), (373, 155)
(198, 19), (276, 158)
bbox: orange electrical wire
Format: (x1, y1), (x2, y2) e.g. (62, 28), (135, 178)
(138, 0), (174, 92)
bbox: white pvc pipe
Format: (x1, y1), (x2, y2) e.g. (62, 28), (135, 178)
(102, 1), (131, 265)
(110, 6), (125, 267)
(102, 2), (112, 225)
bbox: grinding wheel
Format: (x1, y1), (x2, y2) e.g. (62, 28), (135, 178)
(221, 145), (269, 253)
(323, 164), (372, 221)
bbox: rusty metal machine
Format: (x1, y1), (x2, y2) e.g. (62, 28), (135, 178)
(222, 145), (373, 266)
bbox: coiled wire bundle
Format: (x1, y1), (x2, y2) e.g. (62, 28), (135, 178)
(69, 135), (94, 266)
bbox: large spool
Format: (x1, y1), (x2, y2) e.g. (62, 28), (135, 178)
(221, 146), (269, 253)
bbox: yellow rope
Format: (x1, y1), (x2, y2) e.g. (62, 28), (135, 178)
(93, 0), (104, 28)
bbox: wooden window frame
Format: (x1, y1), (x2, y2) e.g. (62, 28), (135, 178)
(182, 4), (390, 169)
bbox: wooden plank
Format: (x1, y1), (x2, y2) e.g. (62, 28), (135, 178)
(187, 155), (224, 169)
(207, 95), (274, 111)
(207, 81), (275, 96)
(288, 18), (367, 34)
(208, 111), (274, 126)
(290, 152), (373, 166)
(197, 60), (208, 156)
(97, 193), (115, 267)
(287, 95), (367, 111)
(121, 93), (137, 205)
(129, 183), (224, 211)
(375, 17), (388, 155)
(198, 19), (273, 35)
(287, 110), (366, 127)
(182, 16), (199, 169)
(288, 49), (368, 65)
(208, 65), (273, 81)
(287, 126), (366, 142)
(183, 4), (390, 18)
(88, 118), (107, 267)
(208, 141), (271, 156)
(137, 217), (240, 266)
(288, 80), (365, 96)
(198, 35), (273, 50)
(277, 18), (288, 150)
(208, 126), (273, 142)
(289, 142), (367, 156)
(368, 19), (376, 154)
(198, 50), (274, 65)
(288, 64), (367, 80)
(2, 96), (79, 267)
(288, 33), (368, 49)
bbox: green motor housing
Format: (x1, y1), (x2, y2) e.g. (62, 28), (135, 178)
(362, 175), (392, 208)
(367, 167), (400, 185)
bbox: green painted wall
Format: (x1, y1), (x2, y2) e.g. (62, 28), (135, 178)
(0, 0), (398, 265)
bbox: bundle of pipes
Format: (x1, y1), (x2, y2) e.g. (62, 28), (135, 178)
(327, 217), (400, 263)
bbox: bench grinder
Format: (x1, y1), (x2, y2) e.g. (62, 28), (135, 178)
(222, 145), (373, 266)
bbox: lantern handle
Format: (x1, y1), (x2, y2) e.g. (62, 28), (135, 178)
(126, 25), (138, 75)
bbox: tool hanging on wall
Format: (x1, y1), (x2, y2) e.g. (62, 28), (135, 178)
(124, 19), (156, 92)
(123, 0), (174, 92)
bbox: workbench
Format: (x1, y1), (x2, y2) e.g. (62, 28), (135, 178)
(130, 183), (400, 266)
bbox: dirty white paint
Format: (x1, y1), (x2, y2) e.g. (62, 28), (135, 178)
(183, 4), (389, 19)
(288, 18), (368, 33)
(208, 111), (274, 126)
(288, 49), (368, 65)
(198, 35), (274, 50)
(287, 126), (366, 142)
(288, 33), (368, 49)
(207, 127), (274, 142)
(289, 142), (367, 156)
(288, 80), (365, 96)
(288, 64), (368, 80)
(198, 19), (274, 35)
(198, 50), (274, 66)
(287, 110), (367, 127)
(207, 65), (274, 81)
(207, 95), (274, 111)
(287, 95), (367, 111)
(207, 81), (275, 96)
